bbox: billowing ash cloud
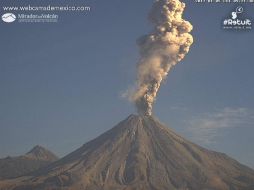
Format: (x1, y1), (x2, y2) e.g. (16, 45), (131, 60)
(130, 0), (193, 116)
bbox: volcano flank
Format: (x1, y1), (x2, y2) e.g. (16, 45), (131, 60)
(1, 115), (254, 190)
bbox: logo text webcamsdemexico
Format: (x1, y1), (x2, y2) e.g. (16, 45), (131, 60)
(223, 6), (252, 30)
(1, 5), (91, 23)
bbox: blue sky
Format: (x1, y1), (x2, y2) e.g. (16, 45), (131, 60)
(0, 0), (254, 168)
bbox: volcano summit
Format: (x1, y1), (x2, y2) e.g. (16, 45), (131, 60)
(1, 115), (254, 190)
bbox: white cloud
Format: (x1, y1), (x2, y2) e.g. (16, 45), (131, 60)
(187, 107), (254, 145)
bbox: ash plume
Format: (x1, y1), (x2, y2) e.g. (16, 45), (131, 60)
(130, 0), (193, 116)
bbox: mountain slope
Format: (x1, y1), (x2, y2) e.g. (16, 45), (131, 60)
(0, 146), (58, 179)
(1, 115), (254, 190)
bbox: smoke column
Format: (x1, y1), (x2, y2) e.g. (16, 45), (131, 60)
(130, 0), (193, 116)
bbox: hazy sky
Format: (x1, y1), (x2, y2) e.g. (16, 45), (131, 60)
(0, 0), (254, 168)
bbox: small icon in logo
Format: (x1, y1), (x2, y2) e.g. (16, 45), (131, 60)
(231, 6), (243, 19)
(2, 13), (16, 23)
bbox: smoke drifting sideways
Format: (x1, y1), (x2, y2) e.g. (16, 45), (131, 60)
(129, 0), (194, 116)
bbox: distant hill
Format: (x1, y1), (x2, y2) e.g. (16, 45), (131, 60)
(25, 145), (58, 162)
(0, 145), (58, 179)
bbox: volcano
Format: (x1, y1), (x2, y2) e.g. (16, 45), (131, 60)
(1, 115), (254, 190)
